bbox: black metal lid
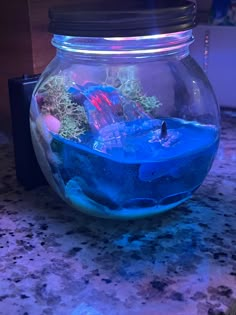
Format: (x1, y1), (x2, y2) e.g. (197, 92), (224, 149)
(49, 0), (196, 37)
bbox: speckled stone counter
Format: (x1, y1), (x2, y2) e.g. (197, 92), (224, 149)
(0, 110), (236, 315)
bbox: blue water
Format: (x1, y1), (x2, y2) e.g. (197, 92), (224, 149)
(51, 118), (219, 219)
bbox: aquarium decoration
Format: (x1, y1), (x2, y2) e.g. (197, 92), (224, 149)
(35, 67), (162, 143)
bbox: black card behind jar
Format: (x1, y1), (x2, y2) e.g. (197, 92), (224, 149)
(8, 75), (47, 189)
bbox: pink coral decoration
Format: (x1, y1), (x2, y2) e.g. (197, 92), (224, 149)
(43, 114), (61, 134)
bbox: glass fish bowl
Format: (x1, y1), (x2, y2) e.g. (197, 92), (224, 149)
(30, 1), (220, 219)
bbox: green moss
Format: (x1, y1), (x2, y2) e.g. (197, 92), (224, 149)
(136, 95), (162, 114)
(104, 66), (162, 114)
(59, 114), (88, 141)
(38, 75), (89, 141)
(40, 75), (78, 119)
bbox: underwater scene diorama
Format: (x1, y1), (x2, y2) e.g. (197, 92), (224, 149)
(30, 66), (220, 219)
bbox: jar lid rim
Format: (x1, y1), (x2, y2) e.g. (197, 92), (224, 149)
(48, 0), (196, 37)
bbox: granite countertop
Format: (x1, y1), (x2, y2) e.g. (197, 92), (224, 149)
(0, 110), (236, 315)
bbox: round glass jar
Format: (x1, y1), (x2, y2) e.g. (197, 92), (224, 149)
(30, 1), (220, 219)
